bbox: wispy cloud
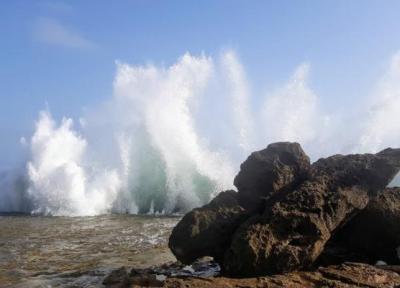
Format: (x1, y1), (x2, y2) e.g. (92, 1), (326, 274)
(33, 17), (95, 49)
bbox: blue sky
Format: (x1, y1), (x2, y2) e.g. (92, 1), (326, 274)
(1, 0), (400, 167)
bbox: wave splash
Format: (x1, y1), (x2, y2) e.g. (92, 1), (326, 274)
(2, 51), (400, 216)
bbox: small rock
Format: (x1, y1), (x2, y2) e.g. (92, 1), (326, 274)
(130, 273), (164, 287)
(103, 267), (129, 287)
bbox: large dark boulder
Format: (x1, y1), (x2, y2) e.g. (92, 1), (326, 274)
(168, 190), (249, 264)
(223, 148), (400, 277)
(168, 143), (400, 278)
(323, 187), (400, 265)
(234, 142), (311, 212)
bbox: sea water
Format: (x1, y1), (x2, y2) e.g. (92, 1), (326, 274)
(0, 214), (179, 287)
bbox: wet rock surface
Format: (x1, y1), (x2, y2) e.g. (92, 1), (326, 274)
(103, 259), (220, 287)
(104, 261), (400, 288)
(168, 142), (400, 277)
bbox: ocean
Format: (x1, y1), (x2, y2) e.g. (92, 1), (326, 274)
(0, 214), (179, 287)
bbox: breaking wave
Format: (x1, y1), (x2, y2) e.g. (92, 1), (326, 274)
(2, 50), (400, 216)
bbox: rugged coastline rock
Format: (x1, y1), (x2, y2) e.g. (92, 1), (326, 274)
(322, 187), (400, 265)
(234, 142), (311, 212)
(168, 190), (249, 264)
(169, 142), (400, 277)
(165, 263), (400, 288)
(103, 261), (400, 288)
(224, 149), (400, 276)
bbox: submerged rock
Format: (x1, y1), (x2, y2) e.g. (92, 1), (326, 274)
(234, 142), (311, 212)
(168, 190), (249, 264)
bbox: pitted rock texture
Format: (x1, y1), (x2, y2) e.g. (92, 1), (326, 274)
(234, 142), (311, 212)
(102, 262), (400, 288)
(168, 190), (249, 264)
(163, 263), (400, 288)
(323, 187), (400, 265)
(168, 142), (400, 277)
(224, 149), (400, 276)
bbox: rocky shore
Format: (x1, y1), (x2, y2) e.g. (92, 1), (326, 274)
(104, 142), (400, 287)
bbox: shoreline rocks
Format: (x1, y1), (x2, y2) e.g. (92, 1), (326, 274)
(234, 142), (311, 213)
(165, 262), (400, 288)
(321, 187), (400, 265)
(103, 261), (400, 288)
(168, 142), (400, 277)
(168, 190), (249, 264)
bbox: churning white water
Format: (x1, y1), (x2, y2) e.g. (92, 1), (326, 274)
(2, 50), (400, 216)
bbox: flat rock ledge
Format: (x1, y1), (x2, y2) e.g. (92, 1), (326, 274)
(103, 262), (400, 288)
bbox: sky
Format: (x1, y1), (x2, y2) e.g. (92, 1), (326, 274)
(2, 0), (400, 168)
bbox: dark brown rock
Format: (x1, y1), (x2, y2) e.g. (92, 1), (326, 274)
(130, 273), (164, 287)
(103, 267), (129, 287)
(163, 263), (400, 288)
(324, 187), (400, 265)
(234, 142), (311, 212)
(312, 148), (400, 194)
(224, 185), (369, 277)
(168, 190), (249, 264)
(223, 149), (400, 277)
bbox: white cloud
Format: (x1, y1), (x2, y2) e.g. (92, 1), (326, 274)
(33, 17), (95, 49)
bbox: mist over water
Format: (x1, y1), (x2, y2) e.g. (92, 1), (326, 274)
(2, 50), (400, 216)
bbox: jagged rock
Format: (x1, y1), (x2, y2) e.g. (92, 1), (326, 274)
(163, 263), (400, 288)
(223, 185), (369, 277)
(168, 190), (249, 264)
(223, 148), (400, 277)
(168, 143), (400, 277)
(234, 142), (311, 212)
(324, 187), (400, 265)
(312, 148), (400, 194)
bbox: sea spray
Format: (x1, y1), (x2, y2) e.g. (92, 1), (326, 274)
(24, 53), (237, 215)
(111, 54), (236, 213)
(26, 111), (121, 216)
(261, 64), (319, 144)
(1, 51), (400, 215)
(359, 52), (400, 153)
